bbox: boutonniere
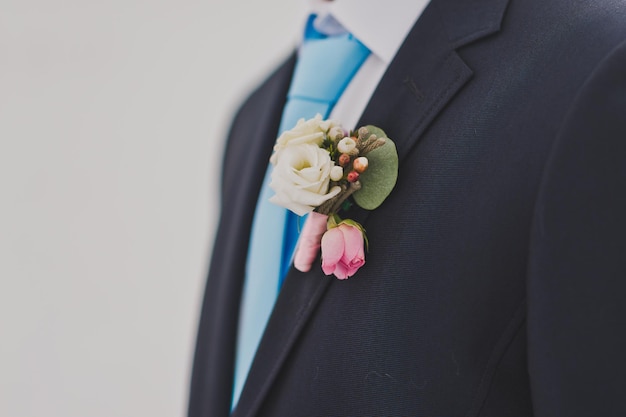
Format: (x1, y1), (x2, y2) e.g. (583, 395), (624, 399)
(269, 114), (398, 279)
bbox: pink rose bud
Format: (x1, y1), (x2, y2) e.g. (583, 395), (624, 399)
(293, 212), (329, 272)
(352, 157), (369, 173)
(338, 153), (351, 167)
(321, 223), (366, 279)
(347, 171), (360, 182)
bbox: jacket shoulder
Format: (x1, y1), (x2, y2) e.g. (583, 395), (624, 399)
(219, 54), (296, 197)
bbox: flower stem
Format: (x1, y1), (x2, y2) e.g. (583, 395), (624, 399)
(328, 181), (361, 214)
(317, 184), (346, 215)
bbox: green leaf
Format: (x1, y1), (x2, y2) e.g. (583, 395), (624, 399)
(338, 218), (365, 233)
(353, 126), (399, 210)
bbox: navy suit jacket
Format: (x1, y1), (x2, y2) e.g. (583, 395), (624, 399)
(189, 0), (626, 415)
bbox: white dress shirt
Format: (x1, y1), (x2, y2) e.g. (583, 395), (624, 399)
(304, 0), (431, 129)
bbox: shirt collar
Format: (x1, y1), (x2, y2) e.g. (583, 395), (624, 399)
(307, 0), (430, 63)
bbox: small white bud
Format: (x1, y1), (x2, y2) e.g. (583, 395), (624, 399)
(328, 126), (344, 141)
(337, 137), (357, 154)
(353, 157), (369, 173)
(330, 165), (344, 181)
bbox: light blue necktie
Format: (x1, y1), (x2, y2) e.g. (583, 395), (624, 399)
(232, 15), (370, 409)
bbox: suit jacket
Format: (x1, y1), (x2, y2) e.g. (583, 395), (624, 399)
(189, 0), (626, 415)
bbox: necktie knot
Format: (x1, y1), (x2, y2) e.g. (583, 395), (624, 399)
(280, 15), (370, 133)
(290, 15), (369, 99)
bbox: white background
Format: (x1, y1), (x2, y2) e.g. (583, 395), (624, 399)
(0, 1), (301, 416)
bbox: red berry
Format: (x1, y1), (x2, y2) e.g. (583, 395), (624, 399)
(347, 171), (360, 183)
(338, 153), (351, 167)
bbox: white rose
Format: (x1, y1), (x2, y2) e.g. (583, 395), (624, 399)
(270, 114), (341, 164)
(269, 144), (342, 216)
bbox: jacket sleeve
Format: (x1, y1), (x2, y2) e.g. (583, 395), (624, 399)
(527, 39), (626, 416)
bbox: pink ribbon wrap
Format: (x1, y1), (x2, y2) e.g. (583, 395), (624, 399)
(293, 212), (329, 272)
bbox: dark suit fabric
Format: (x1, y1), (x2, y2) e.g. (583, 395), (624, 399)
(189, 0), (626, 416)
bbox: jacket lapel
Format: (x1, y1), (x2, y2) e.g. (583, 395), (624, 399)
(189, 56), (296, 417)
(233, 0), (510, 415)
(357, 0), (510, 163)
